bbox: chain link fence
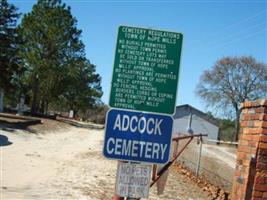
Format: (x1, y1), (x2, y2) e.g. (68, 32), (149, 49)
(175, 138), (236, 192)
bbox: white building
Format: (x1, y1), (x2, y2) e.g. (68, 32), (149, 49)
(173, 104), (219, 141)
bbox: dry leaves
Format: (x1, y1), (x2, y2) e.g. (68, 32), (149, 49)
(172, 163), (230, 200)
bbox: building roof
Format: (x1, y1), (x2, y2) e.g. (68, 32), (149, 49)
(173, 104), (220, 127)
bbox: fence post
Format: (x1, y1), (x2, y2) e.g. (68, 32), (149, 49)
(173, 139), (179, 158)
(196, 136), (203, 177)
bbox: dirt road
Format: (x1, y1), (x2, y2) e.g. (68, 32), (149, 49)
(1, 124), (210, 200)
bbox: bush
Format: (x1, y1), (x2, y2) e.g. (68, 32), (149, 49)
(218, 119), (235, 141)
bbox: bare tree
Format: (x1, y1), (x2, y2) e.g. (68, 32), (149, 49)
(196, 56), (267, 141)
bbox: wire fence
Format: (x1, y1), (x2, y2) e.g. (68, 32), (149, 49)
(175, 139), (235, 192)
(177, 157), (233, 191)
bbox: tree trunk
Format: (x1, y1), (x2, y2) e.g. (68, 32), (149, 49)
(233, 106), (241, 142)
(73, 110), (78, 119)
(40, 100), (45, 114)
(45, 101), (49, 115)
(0, 88), (4, 112)
(31, 75), (39, 114)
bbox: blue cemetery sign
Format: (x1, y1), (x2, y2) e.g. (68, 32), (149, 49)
(103, 109), (173, 164)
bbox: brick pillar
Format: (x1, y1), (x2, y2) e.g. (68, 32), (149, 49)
(231, 99), (267, 200)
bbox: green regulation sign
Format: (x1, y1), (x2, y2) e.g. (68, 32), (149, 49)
(109, 26), (183, 114)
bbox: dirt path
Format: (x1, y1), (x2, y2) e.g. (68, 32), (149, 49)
(1, 126), (210, 200)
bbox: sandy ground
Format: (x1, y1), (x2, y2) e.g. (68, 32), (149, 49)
(1, 125), (211, 200)
(202, 143), (236, 169)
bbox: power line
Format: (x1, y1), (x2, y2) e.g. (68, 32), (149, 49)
(203, 28), (265, 52)
(185, 9), (266, 48)
(186, 21), (266, 49)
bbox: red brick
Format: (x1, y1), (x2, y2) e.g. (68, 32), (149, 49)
(262, 121), (267, 128)
(242, 108), (249, 113)
(240, 134), (251, 140)
(262, 128), (267, 135)
(243, 159), (251, 166)
(255, 107), (267, 114)
(260, 135), (267, 142)
(238, 145), (252, 153)
(255, 176), (265, 184)
(261, 114), (267, 121)
(251, 148), (258, 154)
(239, 134), (260, 141)
(253, 191), (263, 198)
(242, 100), (267, 108)
(254, 184), (267, 191)
(241, 113), (265, 121)
(242, 102), (254, 108)
(249, 140), (258, 147)
(242, 128), (267, 135)
(257, 162), (267, 170)
(242, 128), (253, 134)
(240, 121), (253, 127)
(239, 113), (249, 120)
(242, 121), (267, 128)
(252, 135), (261, 141)
(240, 121), (247, 127)
(242, 128), (259, 134)
(239, 140), (249, 146)
(232, 100), (267, 199)
(259, 142), (267, 149)
(258, 155), (267, 163)
(259, 149), (267, 156)
(237, 152), (247, 159)
(243, 114), (250, 121)
(253, 121), (267, 128)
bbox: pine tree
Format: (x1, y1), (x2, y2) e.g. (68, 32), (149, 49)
(0, 0), (21, 111)
(60, 60), (102, 116)
(19, 0), (102, 114)
(0, 0), (21, 90)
